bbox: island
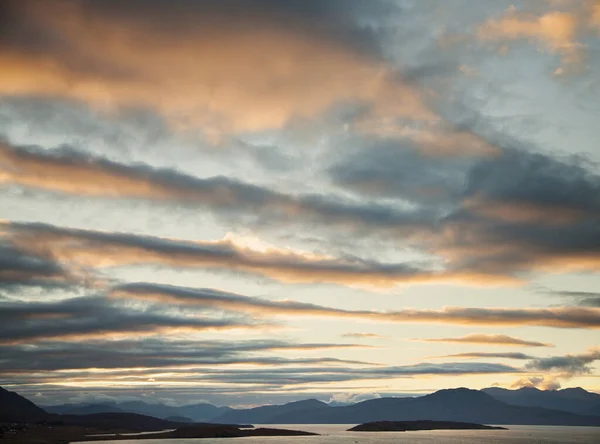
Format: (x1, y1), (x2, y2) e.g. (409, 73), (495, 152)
(348, 420), (507, 432)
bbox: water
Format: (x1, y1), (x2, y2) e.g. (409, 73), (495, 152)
(76, 424), (600, 444)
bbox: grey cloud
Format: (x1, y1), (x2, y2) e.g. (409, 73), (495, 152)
(465, 148), (600, 215)
(62, 0), (393, 55)
(0, 141), (435, 234)
(0, 295), (258, 343)
(3, 220), (439, 287)
(437, 145), (600, 276)
(0, 338), (367, 373)
(110, 282), (600, 329)
(0, 0), (394, 80)
(328, 136), (470, 204)
(526, 350), (600, 375)
(125, 362), (519, 386)
(0, 243), (73, 292)
(548, 290), (600, 308)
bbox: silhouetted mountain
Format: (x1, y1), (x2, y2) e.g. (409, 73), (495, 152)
(176, 403), (232, 422)
(45, 400), (231, 422)
(214, 399), (329, 424)
(214, 388), (600, 426)
(483, 387), (600, 416)
(0, 387), (47, 423)
(45, 403), (125, 415)
(55, 412), (192, 431)
(165, 415), (193, 423)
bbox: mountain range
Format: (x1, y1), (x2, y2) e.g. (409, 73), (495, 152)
(3, 385), (600, 427)
(213, 388), (600, 426)
(44, 400), (231, 423)
(482, 386), (600, 416)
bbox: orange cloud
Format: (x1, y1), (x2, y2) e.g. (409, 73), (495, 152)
(463, 197), (583, 226)
(0, 0), (434, 140)
(416, 334), (553, 347)
(478, 7), (585, 73)
(3, 221), (518, 288)
(110, 282), (600, 329)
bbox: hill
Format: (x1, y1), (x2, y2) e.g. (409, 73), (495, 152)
(213, 399), (329, 424)
(0, 387), (48, 423)
(483, 387), (600, 416)
(44, 400), (231, 422)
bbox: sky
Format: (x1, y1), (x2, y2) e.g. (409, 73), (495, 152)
(0, 0), (599, 408)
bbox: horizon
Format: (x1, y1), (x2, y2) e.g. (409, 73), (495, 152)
(1, 0), (600, 408)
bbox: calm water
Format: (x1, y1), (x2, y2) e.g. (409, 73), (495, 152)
(78, 424), (600, 444)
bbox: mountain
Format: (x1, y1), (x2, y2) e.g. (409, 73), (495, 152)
(214, 388), (600, 426)
(483, 387), (600, 416)
(45, 403), (125, 415)
(213, 399), (329, 424)
(175, 403), (232, 422)
(45, 400), (232, 422)
(0, 386), (48, 423)
(54, 412), (193, 431)
(165, 415), (193, 423)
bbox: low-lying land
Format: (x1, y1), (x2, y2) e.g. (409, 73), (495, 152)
(1, 423), (317, 444)
(348, 420), (507, 432)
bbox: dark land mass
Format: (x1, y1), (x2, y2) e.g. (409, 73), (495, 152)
(1, 424), (317, 444)
(78, 425), (318, 441)
(164, 416), (193, 423)
(483, 386), (600, 416)
(0, 387), (314, 443)
(348, 420), (507, 432)
(0, 388), (47, 423)
(3, 384), (600, 444)
(43, 401), (231, 423)
(214, 388), (600, 426)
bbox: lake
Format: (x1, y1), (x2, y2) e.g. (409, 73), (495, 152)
(77, 424), (600, 444)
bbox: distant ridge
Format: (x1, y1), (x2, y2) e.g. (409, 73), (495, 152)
(483, 386), (600, 416)
(44, 400), (232, 422)
(214, 399), (329, 424)
(212, 387), (600, 426)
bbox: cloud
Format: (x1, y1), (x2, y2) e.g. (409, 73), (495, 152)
(477, 6), (585, 73)
(1, 354), (518, 389)
(108, 282), (600, 329)
(437, 147), (600, 277)
(0, 337), (367, 372)
(328, 136), (475, 204)
(0, 294), (262, 344)
(545, 289), (600, 308)
(593, 1), (600, 29)
(341, 333), (387, 339)
(526, 348), (600, 375)
(0, 0), (434, 139)
(329, 392), (381, 404)
(3, 220), (514, 288)
(510, 375), (561, 390)
(416, 334), (553, 347)
(6, 139), (600, 286)
(0, 243), (72, 291)
(434, 352), (535, 360)
(0, 140), (437, 235)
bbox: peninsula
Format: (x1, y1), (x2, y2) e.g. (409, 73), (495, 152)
(348, 420), (507, 432)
